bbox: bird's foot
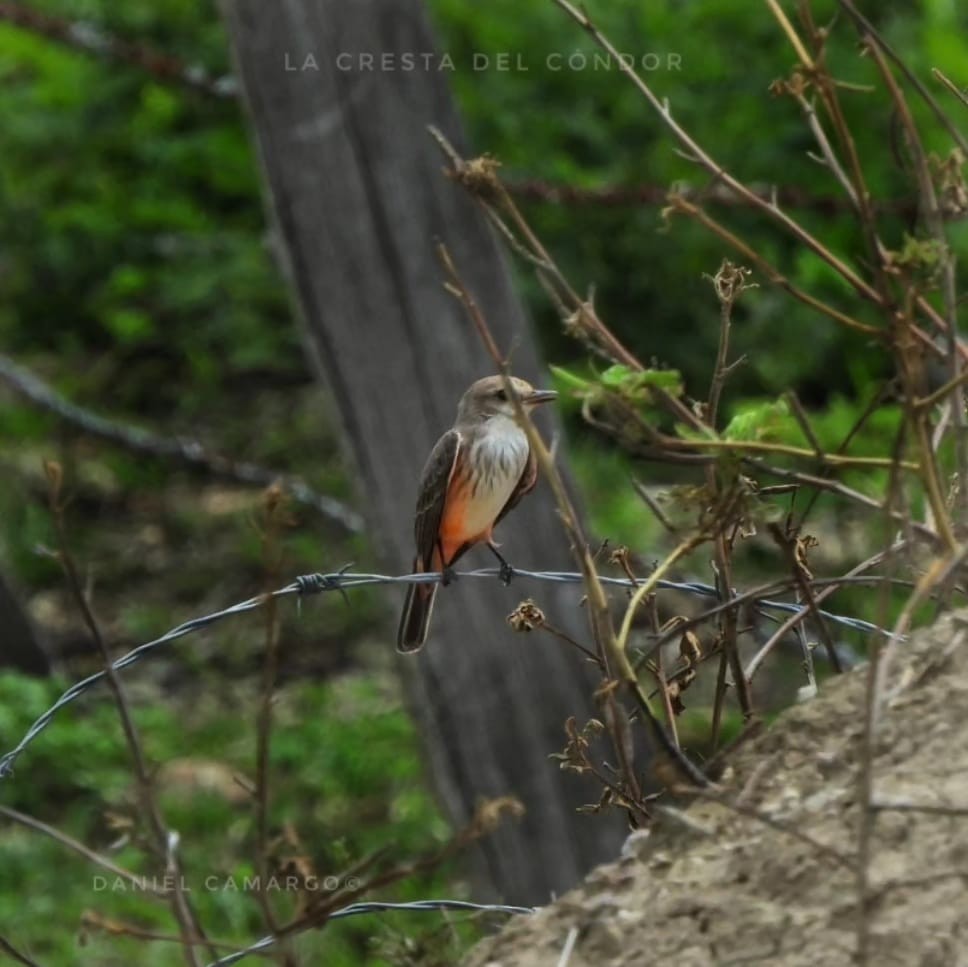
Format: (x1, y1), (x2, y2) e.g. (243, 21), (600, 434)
(442, 566), (458, 587)
(486, 541), (514, 585)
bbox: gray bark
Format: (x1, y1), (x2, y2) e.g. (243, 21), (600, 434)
(222, 0), (624, 903)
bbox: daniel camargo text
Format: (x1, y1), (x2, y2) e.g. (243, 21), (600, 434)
(92, 874), (361, 893)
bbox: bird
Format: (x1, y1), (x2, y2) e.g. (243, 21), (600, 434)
(397, 375), (557, 652)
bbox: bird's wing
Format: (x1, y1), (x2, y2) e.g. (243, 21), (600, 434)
(494, 446), (537, 528)
(414, 429), (462, 570)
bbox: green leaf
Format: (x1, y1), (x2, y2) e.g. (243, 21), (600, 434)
(723, 398), (794, 442)
(600, 364), (684, 399)
(600, 363), (636, 388)
(549, 363), (591, 391)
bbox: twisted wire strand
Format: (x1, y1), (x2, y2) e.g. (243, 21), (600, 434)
(206, 899), (536, 967)
(0, 353), (363, 533)
(0, 566), (892, 779)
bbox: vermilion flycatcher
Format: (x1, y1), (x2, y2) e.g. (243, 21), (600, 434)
(397, 375), (557, 652)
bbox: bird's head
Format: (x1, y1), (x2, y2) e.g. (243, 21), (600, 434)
(457, 375), (557, 423)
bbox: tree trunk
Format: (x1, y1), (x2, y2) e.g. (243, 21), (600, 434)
(222, 0), (624, 903)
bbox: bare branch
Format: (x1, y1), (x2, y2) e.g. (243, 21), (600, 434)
(0, 935), (42, 967)
(44, 463), (211, 966)
(837, 0), (968, 155)
(0, 804), (162, 894)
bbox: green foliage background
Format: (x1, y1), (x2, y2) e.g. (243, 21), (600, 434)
(0, 0), (964, 963)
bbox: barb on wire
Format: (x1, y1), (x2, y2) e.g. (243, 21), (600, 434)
(0, 566), (896, 780)
(0, 353), (363, 534)
(206, 899), (536, 967)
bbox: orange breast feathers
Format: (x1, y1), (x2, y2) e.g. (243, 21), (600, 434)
(439, 454), (528, 566)
(436, 437), (528, 566)
(437, 472), (481, 566)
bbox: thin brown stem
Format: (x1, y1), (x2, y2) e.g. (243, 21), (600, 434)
(538, 616), (605, 668)
(630, 478), (680, 536)
(768, 523), (843, 673)
(793, 381), (894, 530)
(838, 0), (968, 155)
(915, 366), (968, 411)
(712, 530), (754, 723)
(785, 392), (824, 460)
(864, 38), (967, 528)
(744, 457), (941, 547)
(552, 0), (885, 308)
(428, 125), (644, 372)
(932, 69), (968, 110)
(80, 912), (258, 956)
(744, 545), (898, 681)
(0, 805), (160, 894)
(666, 194), (882, 338)
(0, 935), (42, 967)
(705, 260), (746, 427)
(651, 628), (680, 750)
(674, 435), (916, 469)
(44, 463), (210, 967)
(783, 6), (892, 301)
(440, 244), (709, 788)
(252, 489), (295, 966)
(709, 638), (731, 752)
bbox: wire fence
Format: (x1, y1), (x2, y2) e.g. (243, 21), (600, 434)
(206, 899), (537, 967)
(0, 565), (894, 779)
(0, 352), (363, 533)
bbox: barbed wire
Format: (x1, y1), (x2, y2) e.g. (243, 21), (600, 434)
(0, 353), (364, 533)
(0, 1), (236, 98)
(206, 899), (537, 967)
(0, 5), (923, 221)
(0, 566), (894, 779)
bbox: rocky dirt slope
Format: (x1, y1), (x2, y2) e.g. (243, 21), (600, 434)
(466, 609), (968, 967)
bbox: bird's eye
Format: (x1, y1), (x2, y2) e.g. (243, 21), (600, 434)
(495, 389), (507, 401)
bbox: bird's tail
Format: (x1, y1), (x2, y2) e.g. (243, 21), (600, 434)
(397, 559), (438, 652)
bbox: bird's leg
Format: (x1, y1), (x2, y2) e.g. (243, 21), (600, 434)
(438, 542), (458, 587)
(487, 542), (515, 586)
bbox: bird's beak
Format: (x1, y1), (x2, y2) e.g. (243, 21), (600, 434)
(526, 389), (558, 406)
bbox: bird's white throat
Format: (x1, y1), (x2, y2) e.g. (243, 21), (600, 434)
(462, 418), (530, 533)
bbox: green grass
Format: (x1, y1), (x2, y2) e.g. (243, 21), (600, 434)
(0, 671), (478, 966)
